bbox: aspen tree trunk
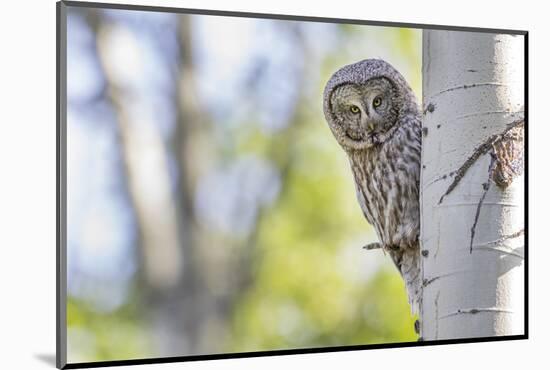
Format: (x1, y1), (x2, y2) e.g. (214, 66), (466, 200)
(420, 30), (525, 340)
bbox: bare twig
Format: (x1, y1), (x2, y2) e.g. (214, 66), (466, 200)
(362, 242), (382, 250)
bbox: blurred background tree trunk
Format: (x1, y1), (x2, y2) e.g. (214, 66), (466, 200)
(420, 30), (525, 339)
(86, 10), (194, 355)
(84, 11), (311, 356)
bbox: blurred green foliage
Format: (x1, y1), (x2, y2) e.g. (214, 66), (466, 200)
(226, 113), (416, 352)
(67, 296), (152, 362)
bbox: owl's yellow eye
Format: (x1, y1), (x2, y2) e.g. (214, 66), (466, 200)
(350, 105), (360, 114)
(373, 97), (382, 107)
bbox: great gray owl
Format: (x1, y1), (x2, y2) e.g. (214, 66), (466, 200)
(322, 59), (422, 316)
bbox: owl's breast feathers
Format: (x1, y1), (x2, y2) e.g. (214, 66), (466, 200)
(349, 117), (421, 247)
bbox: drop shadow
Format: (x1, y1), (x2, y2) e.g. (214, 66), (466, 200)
(34, 353), (56, 367)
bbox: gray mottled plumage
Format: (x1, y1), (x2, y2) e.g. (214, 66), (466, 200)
(323, 59), (422, 314)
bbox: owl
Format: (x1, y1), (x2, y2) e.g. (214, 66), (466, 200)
(323, 59), (422, 317)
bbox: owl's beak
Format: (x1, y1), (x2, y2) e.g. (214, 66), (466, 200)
(367, 121), (375, 133)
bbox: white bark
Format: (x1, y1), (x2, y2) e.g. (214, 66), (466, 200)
(420, 30), (525, 340)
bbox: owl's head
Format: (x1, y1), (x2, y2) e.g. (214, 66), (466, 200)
(323, 59), (418, 151)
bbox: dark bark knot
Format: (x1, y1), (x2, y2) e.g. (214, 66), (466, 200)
(492, 124), (524, 189)
(424, 103), (435, 115)
(438, 119), (524, 205)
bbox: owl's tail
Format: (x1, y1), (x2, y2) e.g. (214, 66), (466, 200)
(392, 246), (421, 316)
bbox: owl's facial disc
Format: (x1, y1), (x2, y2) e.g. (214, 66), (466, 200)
(328, 80), (398, 150)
